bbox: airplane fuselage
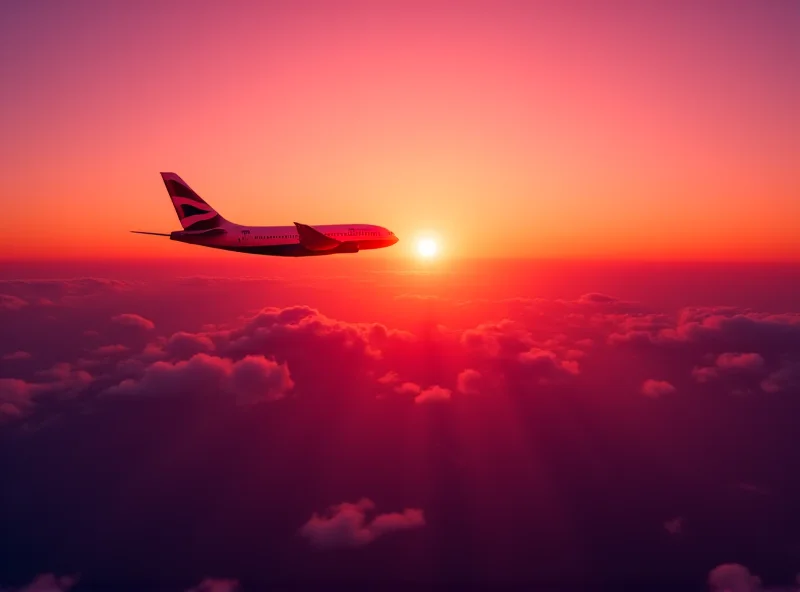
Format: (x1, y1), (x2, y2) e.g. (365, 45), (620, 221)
(173, 222), (398, 257)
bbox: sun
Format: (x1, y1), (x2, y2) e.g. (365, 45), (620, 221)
(417, 238), (438, 258)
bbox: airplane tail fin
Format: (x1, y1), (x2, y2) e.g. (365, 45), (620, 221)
(160, 172), (226, 231)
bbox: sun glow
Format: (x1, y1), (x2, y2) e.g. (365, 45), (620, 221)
(417, 238), (438, 258)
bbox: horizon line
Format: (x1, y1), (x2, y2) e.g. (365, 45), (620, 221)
(2, 255), (800, 265)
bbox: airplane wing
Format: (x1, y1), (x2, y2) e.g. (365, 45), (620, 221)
(294, 222), (342, 251)
(131, 228), (227, 237)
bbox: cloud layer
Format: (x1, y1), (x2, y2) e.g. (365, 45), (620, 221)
(1, 260), (799, 589)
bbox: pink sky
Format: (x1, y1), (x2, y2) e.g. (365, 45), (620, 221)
(1, 0), (798, 260)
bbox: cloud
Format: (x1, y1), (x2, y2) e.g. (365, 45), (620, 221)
(456, 368), (482, 395)
(693, 352), (767, 384)
(641, 379), (676, 398)
(36, 363), (92, 386)
(414, 385), (452, 404)
(605, 307), (800, 360)
(299, 498), (425, 550)
(226, 355), (294, 405)
(92, 344), (130, 357)
(716, 352), (766, 371)
(2, 351), (32, 361)
(1, 574), (78, 592)
(662, 310), (800, 352)
(220, 306), (414, 364)
(533, 293), (645, 316)
(0, 379), (33, 422)
(760, 360), (800, 393)
(176, 275), (285, 286)
(203, 306), (418, 400)
(104, 353), (293, 405)
(390, 381), (452, 403)
(184, 578), (239, 592)
(518, 348), (580, 377)
(111, 313), (155, 331)
(692, 366), (719, 383)
(564, 349), (585, 360)
(0, 278), (131, 306)
(663, 516), (683, 535)
(377, 371), (399, 385)
(1, 363), (94, 422)
(394, 382), (421, 397)
(461, 319), (534, 358)
(460, 320), (581, 388)
(708, 563), (762, 592)
(164, 332), (215, 359)
(578, 293), (621, 305)
(0, 294), (28, 311)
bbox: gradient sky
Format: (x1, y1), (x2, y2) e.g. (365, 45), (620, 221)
(1, 0), (798, 260)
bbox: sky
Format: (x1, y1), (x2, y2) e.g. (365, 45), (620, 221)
(0, 0), (798, 260)
(2, 2), (800, 592)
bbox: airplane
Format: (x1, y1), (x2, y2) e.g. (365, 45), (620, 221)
(132, 172), (399, 257)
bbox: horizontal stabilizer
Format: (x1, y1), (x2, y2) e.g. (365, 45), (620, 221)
(294, 222), (342, 251)
(131, 231), (170, 237)
(178, 227), (227, 237)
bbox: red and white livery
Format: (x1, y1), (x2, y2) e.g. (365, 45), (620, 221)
(132, 173), (399, 257)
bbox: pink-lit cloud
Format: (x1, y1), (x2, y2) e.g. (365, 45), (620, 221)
(184, 578), (240, 592)
(111, 313), (155, 331)
(164, 332), (216, 360)
(389, 381), (452, 403)
(2, 350), (32, 361)
(92, 344), (130, 357)
(414, 385), (452, 404)
(0, 378), (33, 422)
(708, 563), (761, 592)
(2, 573), (78, 592)
(693, 352), (767, 384)
(299, 498), (425, 550)
(377, 370), (400, 385)
(0, 294), (28, 311)
(641, 379), (675, 398)
(456, 368), (482, 395)
(36, 363), (92, 386)
(394, 381), (421, 397)
(716, 352), (766, 371)
(0, 279), (131, 305)
(519, 348), (580, 377)
(761, 361), (800, 394)
(104, 353), (293, 405)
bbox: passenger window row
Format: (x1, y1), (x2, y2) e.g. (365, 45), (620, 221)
(249, 231), (382, 240)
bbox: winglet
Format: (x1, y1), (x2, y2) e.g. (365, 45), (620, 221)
(294, 222), (342, 251)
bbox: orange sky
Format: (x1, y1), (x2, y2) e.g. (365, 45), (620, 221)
(1, 0), (798, 261)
